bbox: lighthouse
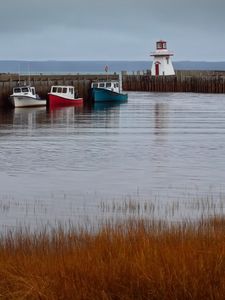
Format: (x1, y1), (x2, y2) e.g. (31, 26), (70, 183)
(150, 40), (175, 76)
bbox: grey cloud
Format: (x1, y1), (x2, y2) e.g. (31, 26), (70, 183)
(0, 0), (224, 60)
(1, 0), (224, 33)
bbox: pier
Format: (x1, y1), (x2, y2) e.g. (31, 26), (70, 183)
(1, 70), (225, 107)
(0, 73), (119, 107)
(122, 70), (225, 94)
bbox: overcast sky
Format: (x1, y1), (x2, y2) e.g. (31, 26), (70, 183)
(0, 0), (224, 61)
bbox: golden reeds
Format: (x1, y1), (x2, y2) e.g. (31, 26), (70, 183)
(0, 217), (224, 299)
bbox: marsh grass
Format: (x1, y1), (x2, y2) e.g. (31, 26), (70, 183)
(99, 195), (225, 221)
(0, 217), (224, 299)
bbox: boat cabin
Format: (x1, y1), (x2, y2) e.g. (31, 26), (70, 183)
(12, 86), (36, 97)
(91, 81), (120, 93)
(50, 86), (76, 100)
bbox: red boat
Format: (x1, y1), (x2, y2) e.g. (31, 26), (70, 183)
(48, 86), (83, 109)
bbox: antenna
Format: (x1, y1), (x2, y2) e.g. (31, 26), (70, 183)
(28, 63), (31, 86)
(18, 64), (20, 86)
(105, 65), (109, 81)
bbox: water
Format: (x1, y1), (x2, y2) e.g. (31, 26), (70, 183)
(1, 60), (225, 74)
(0, 92), (225, 230)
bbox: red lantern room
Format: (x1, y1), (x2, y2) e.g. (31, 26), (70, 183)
(156, 40), (167, 50)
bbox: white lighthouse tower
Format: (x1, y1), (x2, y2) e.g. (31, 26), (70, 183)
(150, 40), (175, 76)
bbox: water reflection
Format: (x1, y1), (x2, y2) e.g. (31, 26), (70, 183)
(13, 107), (47, 128)
(93, 102), (125, 111)
(0, 92), (225, 229)
(154, 102), (169, 135)
(47, 106), (84, 127)
(0, 101), (127, 129)
(0, 108), (14, 127)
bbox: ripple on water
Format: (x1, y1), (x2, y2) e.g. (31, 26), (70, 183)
(0, 92), (225, 229)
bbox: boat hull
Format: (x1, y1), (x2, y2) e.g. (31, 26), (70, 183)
(10, 96), (46, 108)
(91, 88), (128, 102)
(48, 94), (83, 108)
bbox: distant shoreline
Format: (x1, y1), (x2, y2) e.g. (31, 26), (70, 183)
(1, 60), (225, 74)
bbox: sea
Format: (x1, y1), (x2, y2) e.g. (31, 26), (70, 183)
(1, 91), (225, 230)
(0, 60), (225, 74)
(0, 61), (225, 231)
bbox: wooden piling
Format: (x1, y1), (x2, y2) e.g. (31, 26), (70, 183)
(122, 70), (225, 94)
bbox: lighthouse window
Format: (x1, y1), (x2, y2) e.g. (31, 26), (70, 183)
(157, 42), (162, 49)
(163, 42), (166, 49)
(166, 57), (169, 64)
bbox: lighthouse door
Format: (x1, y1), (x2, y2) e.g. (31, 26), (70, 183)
(155, 63), (159, 76)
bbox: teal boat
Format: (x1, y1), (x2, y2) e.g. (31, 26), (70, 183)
(91, 80), (128, 102)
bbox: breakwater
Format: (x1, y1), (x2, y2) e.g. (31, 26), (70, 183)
(122, 70), (225, 93)
(0, 73), (119, 107)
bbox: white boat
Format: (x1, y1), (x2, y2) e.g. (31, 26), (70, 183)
(10, 86), (46, 108)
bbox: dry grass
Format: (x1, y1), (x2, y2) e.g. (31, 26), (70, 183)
(0, 218), (224, 299)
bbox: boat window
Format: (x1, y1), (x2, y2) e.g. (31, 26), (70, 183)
(31, 88), (35, 95)
(69, 88), (73, 94)
(57, 87), (62, 93)
(93, 83), (98, 88)
(116, 83), (119, 87)
(22, 87), (29, 93)
(106, 83), (111, 88)
(52, 87), (57, 93)
(114, 84), (117, 88)
(99, 83), (105, 88)
(63, 87), (67, 93)
(14, 88), (21, 93)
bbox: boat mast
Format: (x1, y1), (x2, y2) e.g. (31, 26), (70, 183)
(28, 63), (31, 86)
(105, 65), (109, 81)
(18, 64), (21, 86)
